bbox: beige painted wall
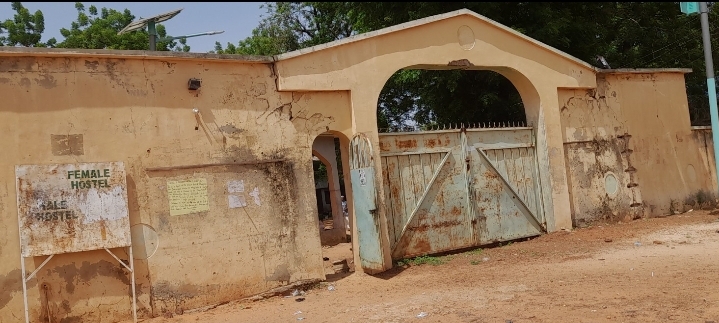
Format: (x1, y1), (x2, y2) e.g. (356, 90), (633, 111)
(0, 53), (351, 322)
(560, 71), (717, 222)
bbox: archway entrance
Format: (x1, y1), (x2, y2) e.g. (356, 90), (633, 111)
(311, 132), (354, 279)
(376, 68), (547, 261)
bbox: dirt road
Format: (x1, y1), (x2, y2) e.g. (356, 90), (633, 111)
(130, 212), (719, 323)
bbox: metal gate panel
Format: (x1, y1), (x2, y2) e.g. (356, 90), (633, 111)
(380, 131), (473, 259)
(379, 126), (546, 260)
(349, 134), (385, 271)
(465, 128), (545, 243)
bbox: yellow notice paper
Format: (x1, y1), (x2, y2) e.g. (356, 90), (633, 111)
(167, 178), (209, 216)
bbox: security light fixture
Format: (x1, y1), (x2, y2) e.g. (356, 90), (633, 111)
(188, 78), (202, 91)
(118, 8), (183, 51)
(118, 8), (225, 52)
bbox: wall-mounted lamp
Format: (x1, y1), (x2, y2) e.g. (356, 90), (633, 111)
(188, 78), (202, 90)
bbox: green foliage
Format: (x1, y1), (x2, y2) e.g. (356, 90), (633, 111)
(378, 69), (526, 130)
(313, 159), (328, 182)
(50, 2), (189, 51)
(396, 255), (445, 267)
(0, 2), (45, 47)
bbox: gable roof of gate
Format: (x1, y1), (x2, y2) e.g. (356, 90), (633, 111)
(273, 8), (597, 71)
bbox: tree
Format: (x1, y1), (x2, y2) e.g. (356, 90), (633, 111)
(49, 2), (189, 52)
(0, 2), (46, 47)
(213, 2), (353, 55)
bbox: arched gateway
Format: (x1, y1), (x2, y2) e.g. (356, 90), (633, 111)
(274, 9), (597, 273)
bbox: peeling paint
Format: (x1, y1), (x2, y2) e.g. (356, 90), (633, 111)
(34, 73), (57, 89)
(51, 259), (131, 294)
(0, 269), (37, 308)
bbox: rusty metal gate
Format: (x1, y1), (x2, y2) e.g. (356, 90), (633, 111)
(379, 125), (545, 260)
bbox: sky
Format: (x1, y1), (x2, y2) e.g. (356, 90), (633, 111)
(13, 2), (266, 53)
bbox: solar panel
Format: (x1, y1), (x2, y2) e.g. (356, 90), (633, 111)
(118, 8), (183, 35)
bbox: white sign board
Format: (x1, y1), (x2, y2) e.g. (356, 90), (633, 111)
(15, 162), (131, 257)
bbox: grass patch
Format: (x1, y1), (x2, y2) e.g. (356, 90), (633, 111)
(467, 248), (483, 255)
(470, 260), (481, 265)
(396, 255), (445, 267)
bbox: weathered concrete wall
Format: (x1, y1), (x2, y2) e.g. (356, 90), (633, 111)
(690, 126), (718, 205)
(559, 81), (640, 225)
(560, 71), (717, 223)
(0, 53), (351, 322)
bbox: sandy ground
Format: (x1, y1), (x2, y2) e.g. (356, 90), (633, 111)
(127, 211), (719, 323)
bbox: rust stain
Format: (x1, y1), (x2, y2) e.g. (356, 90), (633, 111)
(483, 170), (499, 180)
(379, 141), (391, 152)
(412, 238), (432, 254)
(391, 186), (400, 200)
(425, 139), (437, 148)
(450, 206), (461, 215)
(408, 220), (464, 232)
(396, 139), (417, 149)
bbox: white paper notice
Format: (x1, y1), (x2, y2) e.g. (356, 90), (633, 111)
(228, 195), (247, 208)
(228, 180), (245, 193)
(249, 187), (261, 206)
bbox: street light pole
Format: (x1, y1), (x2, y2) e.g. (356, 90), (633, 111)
(699, 2), (719, 193)
(148, 20), (157, 51)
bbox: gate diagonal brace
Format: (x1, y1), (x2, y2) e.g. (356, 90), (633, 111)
(391, 152), (452, 255)
(475, 148), (546, 233)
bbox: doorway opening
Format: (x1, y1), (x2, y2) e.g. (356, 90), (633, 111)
(311, 132), (354, 279)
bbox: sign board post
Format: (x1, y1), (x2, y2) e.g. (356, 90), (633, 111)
(15, 162), (136, 323)
(681, 2), (699, 14)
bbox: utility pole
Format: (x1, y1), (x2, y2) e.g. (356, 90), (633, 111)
(699, 2), (719, 193)
(683, 2), (719, 192)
